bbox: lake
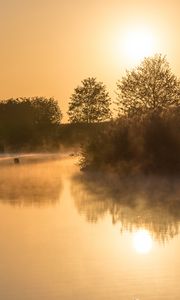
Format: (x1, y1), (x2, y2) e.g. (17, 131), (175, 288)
(0, 154), (180, 300)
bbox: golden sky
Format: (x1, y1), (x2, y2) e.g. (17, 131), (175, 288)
(0, 0), (180, 121)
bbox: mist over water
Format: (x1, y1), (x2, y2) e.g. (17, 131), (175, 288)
(72, 172), (180, 243)
(0, 153), (64, 206)
(0, 155), (180, 300)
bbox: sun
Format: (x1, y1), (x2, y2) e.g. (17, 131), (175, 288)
(133, 229), (153, 254)
(122, 27), (156, 64)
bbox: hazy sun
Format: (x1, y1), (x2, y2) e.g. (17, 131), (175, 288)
(133, 229), (153, 254)
(122, 27), (155, 64)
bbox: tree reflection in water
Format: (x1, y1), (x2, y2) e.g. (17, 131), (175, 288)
(0, 155), (62, 207)
(71, 172), (180, 243)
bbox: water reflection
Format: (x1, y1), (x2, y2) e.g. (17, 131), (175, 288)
(72, 172), (180, 243)
(0, 155), (62, 207)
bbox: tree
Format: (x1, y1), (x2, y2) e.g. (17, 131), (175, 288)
(30, 97), (62, 129)
(68, 77), (112, 123)
(0, 97), (62, 148)
(116, 54), (180, 117)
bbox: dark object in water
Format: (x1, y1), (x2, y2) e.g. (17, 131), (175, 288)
(14, 158), (20, 164)
(69, 153), (75, 157)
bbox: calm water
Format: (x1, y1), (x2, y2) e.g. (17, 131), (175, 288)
(0, 154), (180, 300)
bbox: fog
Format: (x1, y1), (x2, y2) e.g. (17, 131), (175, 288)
(71, 171), (180, 243)
(1, 153), (180, 242)
(0, 153), (65, 207)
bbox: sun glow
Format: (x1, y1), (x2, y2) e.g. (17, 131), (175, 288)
(122, 27), (156, 64)
(133, 229), (153, 254)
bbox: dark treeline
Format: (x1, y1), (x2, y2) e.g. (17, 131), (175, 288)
(0, 95), (109, 152)
(0, 96), (108, 152)
(0, 54), (180, 176)
(0, 97), (62, 152)
(80, 110), (180, 175)
(80, 54), (180, 175)
(58, 122), (109, 149)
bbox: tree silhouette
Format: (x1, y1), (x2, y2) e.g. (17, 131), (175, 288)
(0, 97), (62, 149)
(30, 97), (62, 130)
(116, 54), (180, 116)
(68, 77), (112, 123)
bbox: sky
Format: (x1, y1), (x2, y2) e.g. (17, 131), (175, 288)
(0, 0), (180, 121)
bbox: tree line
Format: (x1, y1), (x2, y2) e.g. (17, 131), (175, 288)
(0, 97), (62, 151)
(74, 54), (180, 175)
(0, 53), (180, 174)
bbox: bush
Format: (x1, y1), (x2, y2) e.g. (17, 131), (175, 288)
(81, 110), (180, 175)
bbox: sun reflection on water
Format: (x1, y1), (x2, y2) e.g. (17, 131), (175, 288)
(133, 229), (153, 254)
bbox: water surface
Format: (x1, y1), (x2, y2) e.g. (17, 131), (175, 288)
(0, 155), (179, 300)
